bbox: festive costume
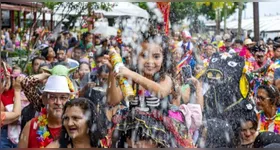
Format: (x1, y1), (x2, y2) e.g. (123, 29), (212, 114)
(204, 52), (250, 119)
(111, 87), (194, 148)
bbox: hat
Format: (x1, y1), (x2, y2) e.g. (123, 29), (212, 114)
(43, 75), (70, 93)
(182, 30), (192, 39)
(244, 39), (256, 45)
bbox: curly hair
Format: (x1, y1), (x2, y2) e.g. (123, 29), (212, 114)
(59, 98), (108, 148)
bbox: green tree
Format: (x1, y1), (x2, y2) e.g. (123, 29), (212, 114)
(197, 2), (245, 34)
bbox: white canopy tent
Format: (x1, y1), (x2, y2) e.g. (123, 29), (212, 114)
(22, 13), (69, 22)
(95, 2), (149, 19)
(205, 15), (280, 32)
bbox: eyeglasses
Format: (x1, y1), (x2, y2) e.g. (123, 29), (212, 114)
(256, 96), (270, 101)
(47, 94), (69, 102)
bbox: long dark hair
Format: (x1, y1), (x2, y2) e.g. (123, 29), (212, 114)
(59, 98), (108, 148)
(139, 34), (171, 83)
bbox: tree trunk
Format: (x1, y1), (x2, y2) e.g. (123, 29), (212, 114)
(237, 2), (243, 40)
(216, 10), (221, 35)
(223, 3), (227, 32)
(253, 2), (260, 42)
(87, 2), (93, 32)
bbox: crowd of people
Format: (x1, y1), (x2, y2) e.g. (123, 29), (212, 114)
(2, 22), (280, 148)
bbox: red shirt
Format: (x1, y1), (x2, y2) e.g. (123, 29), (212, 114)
(1, 89), (14, 107)
(28, 117), (61, 148)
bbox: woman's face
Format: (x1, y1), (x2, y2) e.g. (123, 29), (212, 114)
(79, 64), (90, 79)
(47, 47), (56, 58)
(86, 34), (93, 43)
(256, 89), (272, 110)
(138, 43), (163, 76)
(63, 106), (88, 139)
(240, 121), (257, 143)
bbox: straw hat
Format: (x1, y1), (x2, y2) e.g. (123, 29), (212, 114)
(43, 75), (71, 93)
(244, 39), (256, 46)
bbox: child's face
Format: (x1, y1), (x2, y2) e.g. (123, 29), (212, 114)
(138, 43), (163, 76)
(12, 69), (21, 76)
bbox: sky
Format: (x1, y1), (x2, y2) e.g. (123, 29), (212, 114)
(229, 2), (280, 20)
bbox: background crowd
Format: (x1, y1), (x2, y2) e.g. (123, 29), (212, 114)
(2, 21), (280, 148)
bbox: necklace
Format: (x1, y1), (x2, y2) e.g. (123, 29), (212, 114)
(36, 108), (53, 148)
(260, 107), (280, 134)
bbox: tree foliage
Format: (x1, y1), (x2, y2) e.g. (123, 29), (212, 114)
(197, 2), (240, 20)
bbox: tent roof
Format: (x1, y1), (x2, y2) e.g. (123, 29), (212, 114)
(95, 2), (149, 19)
(206, 15), (280, 32)
(23, 13), (69, 22)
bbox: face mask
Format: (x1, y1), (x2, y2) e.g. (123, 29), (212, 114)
(86, 42), (93, 49)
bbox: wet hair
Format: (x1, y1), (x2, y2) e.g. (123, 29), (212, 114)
(258, 84), (280, 106)
(253, 132), (280, 148)
(32, 56), (46, 66)
(140, 34), (171, 82)
(226, 100), (258, 147)
(198, 119), (236, 148)
(59, 98), (108, 148)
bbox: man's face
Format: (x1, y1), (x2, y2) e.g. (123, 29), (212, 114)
(96, 57), (104, 68)
(235, 43), (243, 49)
(43, 92), (70, 118)
(254, 51), (265, 63)
(57, 50), (67, 62)
(73, 48), (82, 61)
(225, 41), (232, 47)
